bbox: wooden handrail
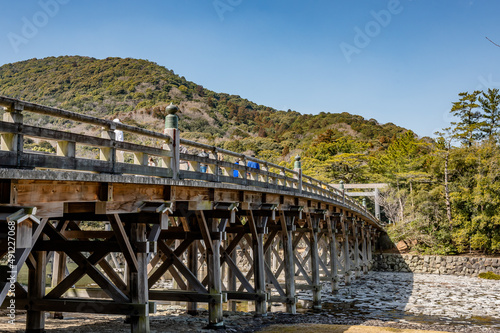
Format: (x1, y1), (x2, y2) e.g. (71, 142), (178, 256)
(0, 95), (378, 224)
(0, 96), (172, 143)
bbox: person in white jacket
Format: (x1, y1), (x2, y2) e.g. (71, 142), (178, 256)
(113, 119), (124, 162)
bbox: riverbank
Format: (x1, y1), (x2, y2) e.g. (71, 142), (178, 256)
(1, 272), (498, 332)
(373, 253), (500, 276)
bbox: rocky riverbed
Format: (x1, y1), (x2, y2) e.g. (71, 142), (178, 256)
(1, 272), (498, 332)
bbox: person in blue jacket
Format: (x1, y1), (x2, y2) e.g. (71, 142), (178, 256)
(233, 159), (241, 177)
(247, 155), (260, 170)
(247, 155), (260, 179)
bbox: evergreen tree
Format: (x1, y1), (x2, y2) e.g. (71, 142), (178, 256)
(478, 88), (500, 142)
(450, 91), (483, 147)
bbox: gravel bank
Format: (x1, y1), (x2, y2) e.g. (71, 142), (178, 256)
(1, 272), (498, 332)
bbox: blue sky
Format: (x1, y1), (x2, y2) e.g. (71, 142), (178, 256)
(0, 0), (499, 137)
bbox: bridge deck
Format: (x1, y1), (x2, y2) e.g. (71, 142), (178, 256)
(0, 96), (382, 333)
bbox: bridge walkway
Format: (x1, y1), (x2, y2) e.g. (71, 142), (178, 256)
(0, 97), (382, 332)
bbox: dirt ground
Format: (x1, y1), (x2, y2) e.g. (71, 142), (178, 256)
(261, 324), (446, 333)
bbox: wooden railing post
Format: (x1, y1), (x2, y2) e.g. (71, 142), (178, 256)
(100, 125), (116, 164)
(375, 188), (381, 219)
(56, 140), (75, 158)
(339, 181), (345, 204)
(293, 155), (302, 193)
(1, 103), (24, 165)
(133, 152), (148, 166)
(243, 156), (248, 185)
(264, 162), (270, 185)
(280, 168), (286, 187)
(163, 104), (180, 180)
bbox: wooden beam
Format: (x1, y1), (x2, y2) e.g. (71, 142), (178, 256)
(246, 210), (258, 240)
(149, 291), (222, 303)
(221, 252), (255, 293)
(12, 299), (150, 316)
(195, 210), (213, 255)
(107, 214), (139, 273)
(225, 291), (266, 301)
(45, 249), (110, 299)
(264, 262), (286, 297)
(157, 239), (207, 293)
(34, 240), (121, 252)
(42, 222), (129, 303)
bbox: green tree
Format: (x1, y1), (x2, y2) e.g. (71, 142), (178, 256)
(450, 91), (483, 146)
(434, 129), (454, 228)
(450, 142), (500, 253)
(478, 88), (500, 142)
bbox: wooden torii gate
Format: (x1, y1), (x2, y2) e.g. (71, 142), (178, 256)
(331, 183), (388, 220)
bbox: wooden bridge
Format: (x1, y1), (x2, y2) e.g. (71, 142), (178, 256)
(0, 96), (383, 332)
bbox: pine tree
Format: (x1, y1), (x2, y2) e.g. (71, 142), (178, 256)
(478, 88), (500, 142)
(450, 91), (483, 147)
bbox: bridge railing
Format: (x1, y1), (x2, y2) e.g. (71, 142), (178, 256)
(0, 96), (376, 222)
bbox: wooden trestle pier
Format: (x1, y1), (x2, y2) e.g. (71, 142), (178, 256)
(0, 96), (383, 332)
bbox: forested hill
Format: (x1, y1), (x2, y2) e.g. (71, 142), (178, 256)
(2, 56), (499, 255)
(0, 56), (407, 157)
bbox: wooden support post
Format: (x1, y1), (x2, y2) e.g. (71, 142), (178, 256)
(227, 234), (237, 312)
(362, 225), (368, 274)
(281, 213), (296, 314)
(252, 215), (267, 316)
(187, 240), (199, 315)
(206, 217), (224, 329)
(353, 220), (361, 278)
(50, 250), (67, 319)
(368, 228), (375, 269)
(129, 223), (150, 333)
(26, 250), (46, 333)
(309, 215), (322, 311)
(342, 216), (351, 286)
(264, 236), (272, 312)
(329, 217), (339, 294)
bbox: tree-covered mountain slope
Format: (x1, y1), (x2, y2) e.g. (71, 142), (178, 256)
(0, 56), (407, 158)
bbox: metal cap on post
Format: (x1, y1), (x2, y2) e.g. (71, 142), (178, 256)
(164, 103), (180, 179)
(165, 103), (179, 130)
(293, 155), (302, 193)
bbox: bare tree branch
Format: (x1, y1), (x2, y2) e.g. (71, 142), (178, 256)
(486, 37), (500, 48)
